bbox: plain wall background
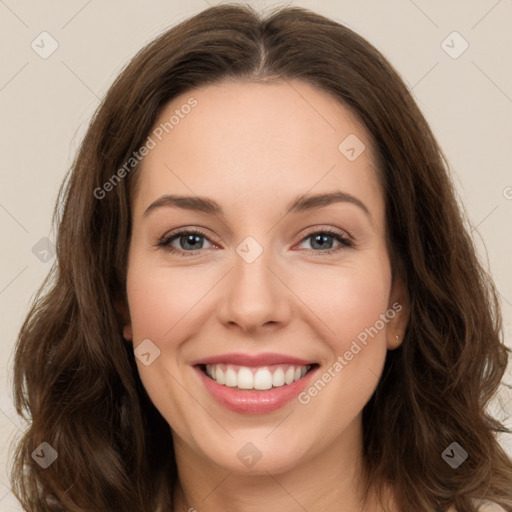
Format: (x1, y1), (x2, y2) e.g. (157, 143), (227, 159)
(1, 0), (511, 509)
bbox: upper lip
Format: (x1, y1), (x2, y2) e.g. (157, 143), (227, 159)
(191, 352), (316, 367)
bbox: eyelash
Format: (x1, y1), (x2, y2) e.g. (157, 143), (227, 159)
(155, 227), (353, 257)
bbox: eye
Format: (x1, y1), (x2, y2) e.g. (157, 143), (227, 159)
(296, 228), (352, 255)
(156, 227), (352, 256)
(156, 228), (214, 256)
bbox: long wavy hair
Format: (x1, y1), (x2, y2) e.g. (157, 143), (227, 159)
(10, 3), (512, 511)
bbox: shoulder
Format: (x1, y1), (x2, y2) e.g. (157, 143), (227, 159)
(448, 500), (507, 512)
(473, 500), (507, 512)
(474, 500), (507, 512)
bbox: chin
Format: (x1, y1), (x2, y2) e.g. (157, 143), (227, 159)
(203, 439), (309, 476)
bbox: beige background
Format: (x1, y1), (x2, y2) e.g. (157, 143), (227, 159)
(1, 0), (511, 509)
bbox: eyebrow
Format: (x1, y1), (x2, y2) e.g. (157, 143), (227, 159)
(143, 191), (371, 220)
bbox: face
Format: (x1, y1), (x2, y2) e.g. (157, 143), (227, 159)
(123, 79), (408, 475)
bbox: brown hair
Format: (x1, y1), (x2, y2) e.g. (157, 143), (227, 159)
(10, 3), (512, 511)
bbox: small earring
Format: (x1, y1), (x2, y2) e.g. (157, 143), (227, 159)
(395, 334), (399, 341)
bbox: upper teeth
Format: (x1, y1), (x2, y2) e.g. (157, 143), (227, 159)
(205, 364), (310, 390)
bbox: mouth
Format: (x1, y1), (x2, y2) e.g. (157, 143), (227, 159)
(198, 363), (319, 391)
(193, 360), (320, 414)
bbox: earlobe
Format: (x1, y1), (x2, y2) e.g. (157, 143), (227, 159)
(386, 277), (409, 350)
(123, 323), (133, 342)
(387, 331), (403, 350)
(117, 298), (133, 342)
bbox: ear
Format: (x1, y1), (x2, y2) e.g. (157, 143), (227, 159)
(116, 298), (133, 342)
(386, 277), (409, 350)
(123, 323), (133, 342)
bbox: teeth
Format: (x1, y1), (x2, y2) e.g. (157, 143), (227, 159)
(225, 367), (237, 387)
(216, 367), (225, 385)
(253, 367), (273, 390)
(272, 368), (285, 387)
(204, 363), (311, 390)
(238, 367), (254, 389)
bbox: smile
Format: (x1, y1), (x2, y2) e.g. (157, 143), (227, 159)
(202, 363), (314, 390)
(192, 353), (320, 414)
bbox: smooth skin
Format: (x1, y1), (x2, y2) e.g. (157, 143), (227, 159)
(122, 79), (409, 512)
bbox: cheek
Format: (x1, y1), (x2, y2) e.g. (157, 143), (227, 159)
(125, 261), (200, 424)
(291, 255), (392, 350)
(339, 269), (390, 341)
(126, 261), (202, 341)
(294, 259), (391, 423)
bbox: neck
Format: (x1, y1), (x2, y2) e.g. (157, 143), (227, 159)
(171, 415), (393, 512)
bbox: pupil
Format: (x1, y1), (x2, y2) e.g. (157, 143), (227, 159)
(183, 234), (201, 249)
(313, 234), (332, 249)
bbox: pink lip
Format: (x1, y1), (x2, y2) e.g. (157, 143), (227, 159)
(190, 352), (316, 367)
(194, 364), (319, 414)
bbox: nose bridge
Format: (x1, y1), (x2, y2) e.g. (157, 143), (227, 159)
(234, 235), (274, 290)
(216, 231), (291, 331)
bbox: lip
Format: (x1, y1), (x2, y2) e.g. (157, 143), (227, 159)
(194, 363), (319, 414)
(190, 352), (316, 367)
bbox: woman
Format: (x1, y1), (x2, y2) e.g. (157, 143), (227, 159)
(10, 3), (512, 511)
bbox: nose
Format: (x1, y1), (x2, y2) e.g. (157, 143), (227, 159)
(216, 241), (292, 334)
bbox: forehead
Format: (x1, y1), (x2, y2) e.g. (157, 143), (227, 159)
(132, 79), (383, 225)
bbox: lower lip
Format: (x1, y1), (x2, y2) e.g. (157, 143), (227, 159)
(194, 365), (318, 414)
